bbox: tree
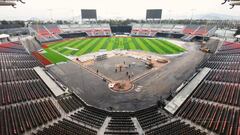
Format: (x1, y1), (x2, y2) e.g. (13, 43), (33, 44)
(1, 20), (9, 25)
(234, 26), (240, 36)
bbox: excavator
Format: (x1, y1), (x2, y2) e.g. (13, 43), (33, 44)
(200, 41), (211, 53)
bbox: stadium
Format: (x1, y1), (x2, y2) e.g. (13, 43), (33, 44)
(0, 0), (240, 135)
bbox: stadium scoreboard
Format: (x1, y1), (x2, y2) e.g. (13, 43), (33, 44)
(81, 9), (97, 19)
(146, 9), (162, 20)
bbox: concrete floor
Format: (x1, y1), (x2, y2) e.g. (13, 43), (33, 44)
(47, 39), (220, 111)
(89, 56), (149, 81)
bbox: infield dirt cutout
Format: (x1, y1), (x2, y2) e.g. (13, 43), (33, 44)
(73, 50), (170, 92)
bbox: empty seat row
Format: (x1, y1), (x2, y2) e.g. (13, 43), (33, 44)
(36, 35), (63, 43)
(131, 28), (152, 37)
(217, 42), (240, 54)
(70, 107), (107, 129)
(34, 118), (97, 135)
(135, 106), (169, 130)
(0, 53), (36, 61)
(0, 60), (41, 69)
(31, 25), (51, 36)
(183, 25), (200, 35)
(199, 42), (240, 69)
(0, 80), (52, 106)
(104, 131), (138, 135)
(104, 115), (137, 134)
(0, 42), (27, 54)
(45, 24), (62, 34)
(217, 49), (240, 54)
(219, 42), (240, 51)
(207, 54), (240, 63)
(177, 100), (240, 135)
(205, 69), (240, 83)
(0, 99), (61, 135)
(145, 120), (206, 135)
(58, 95), (83, 113)
(193, 26), (208, 36)
(0, 68), (40, 82)
(193, 81), (240, 106)
(200, 61), (240, 70)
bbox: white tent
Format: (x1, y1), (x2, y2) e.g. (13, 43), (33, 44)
(235, 35), (240, 38)
(0, 34), (10, 39)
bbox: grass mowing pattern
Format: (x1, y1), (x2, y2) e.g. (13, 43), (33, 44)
(43, 48), (69, 64)
(45, 37), (185, 63)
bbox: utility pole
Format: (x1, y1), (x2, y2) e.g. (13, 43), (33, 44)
(190, 9), (195, 25)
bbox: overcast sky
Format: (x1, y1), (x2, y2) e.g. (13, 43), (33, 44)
(0, 0), (240, 20)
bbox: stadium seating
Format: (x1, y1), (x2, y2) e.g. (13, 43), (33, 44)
(70, 107), (107, 129)
(145, 120), (206, 135)
(0, 99), (61, 135)
(182, 25), (217, 39)
(175, 41), (240, 135)
(199, 56), (240, 70)
(31, 25), (50, 36)
(58, 95), (83, 113)
(36, 34), (63, 43)
(192, 81), (240, 106)
(177, 100), (239, 135)
(0, 80), (52, 105)
(149, 30), (159, 37)
(131, 24), (158, 37)
(182, 25), (199, 35)
(130, 24), (208, 37)
(160, 24), (175, 33)
(2, 29), (240, 135)
(217, 42), (240, 54)
(192, 26), (208, 36)
(58, 24), (112, 37)
(34, 118), (97, 135)
(172, 25), (185, 33)
(45, 24), (62, 34)
(135, 106), (169, 130)
(0, 42), (64, 135)
(0, 42), (27, 54)
(32, 51), (52, 65)
(104, 114), (138, 135)
(30, 25), (63, 43)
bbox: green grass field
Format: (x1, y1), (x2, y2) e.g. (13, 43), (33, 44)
(44, 37), (185, 63)
(42, 48), (69, 63)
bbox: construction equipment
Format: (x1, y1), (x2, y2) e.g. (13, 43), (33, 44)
(200, 48), (211, 53)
